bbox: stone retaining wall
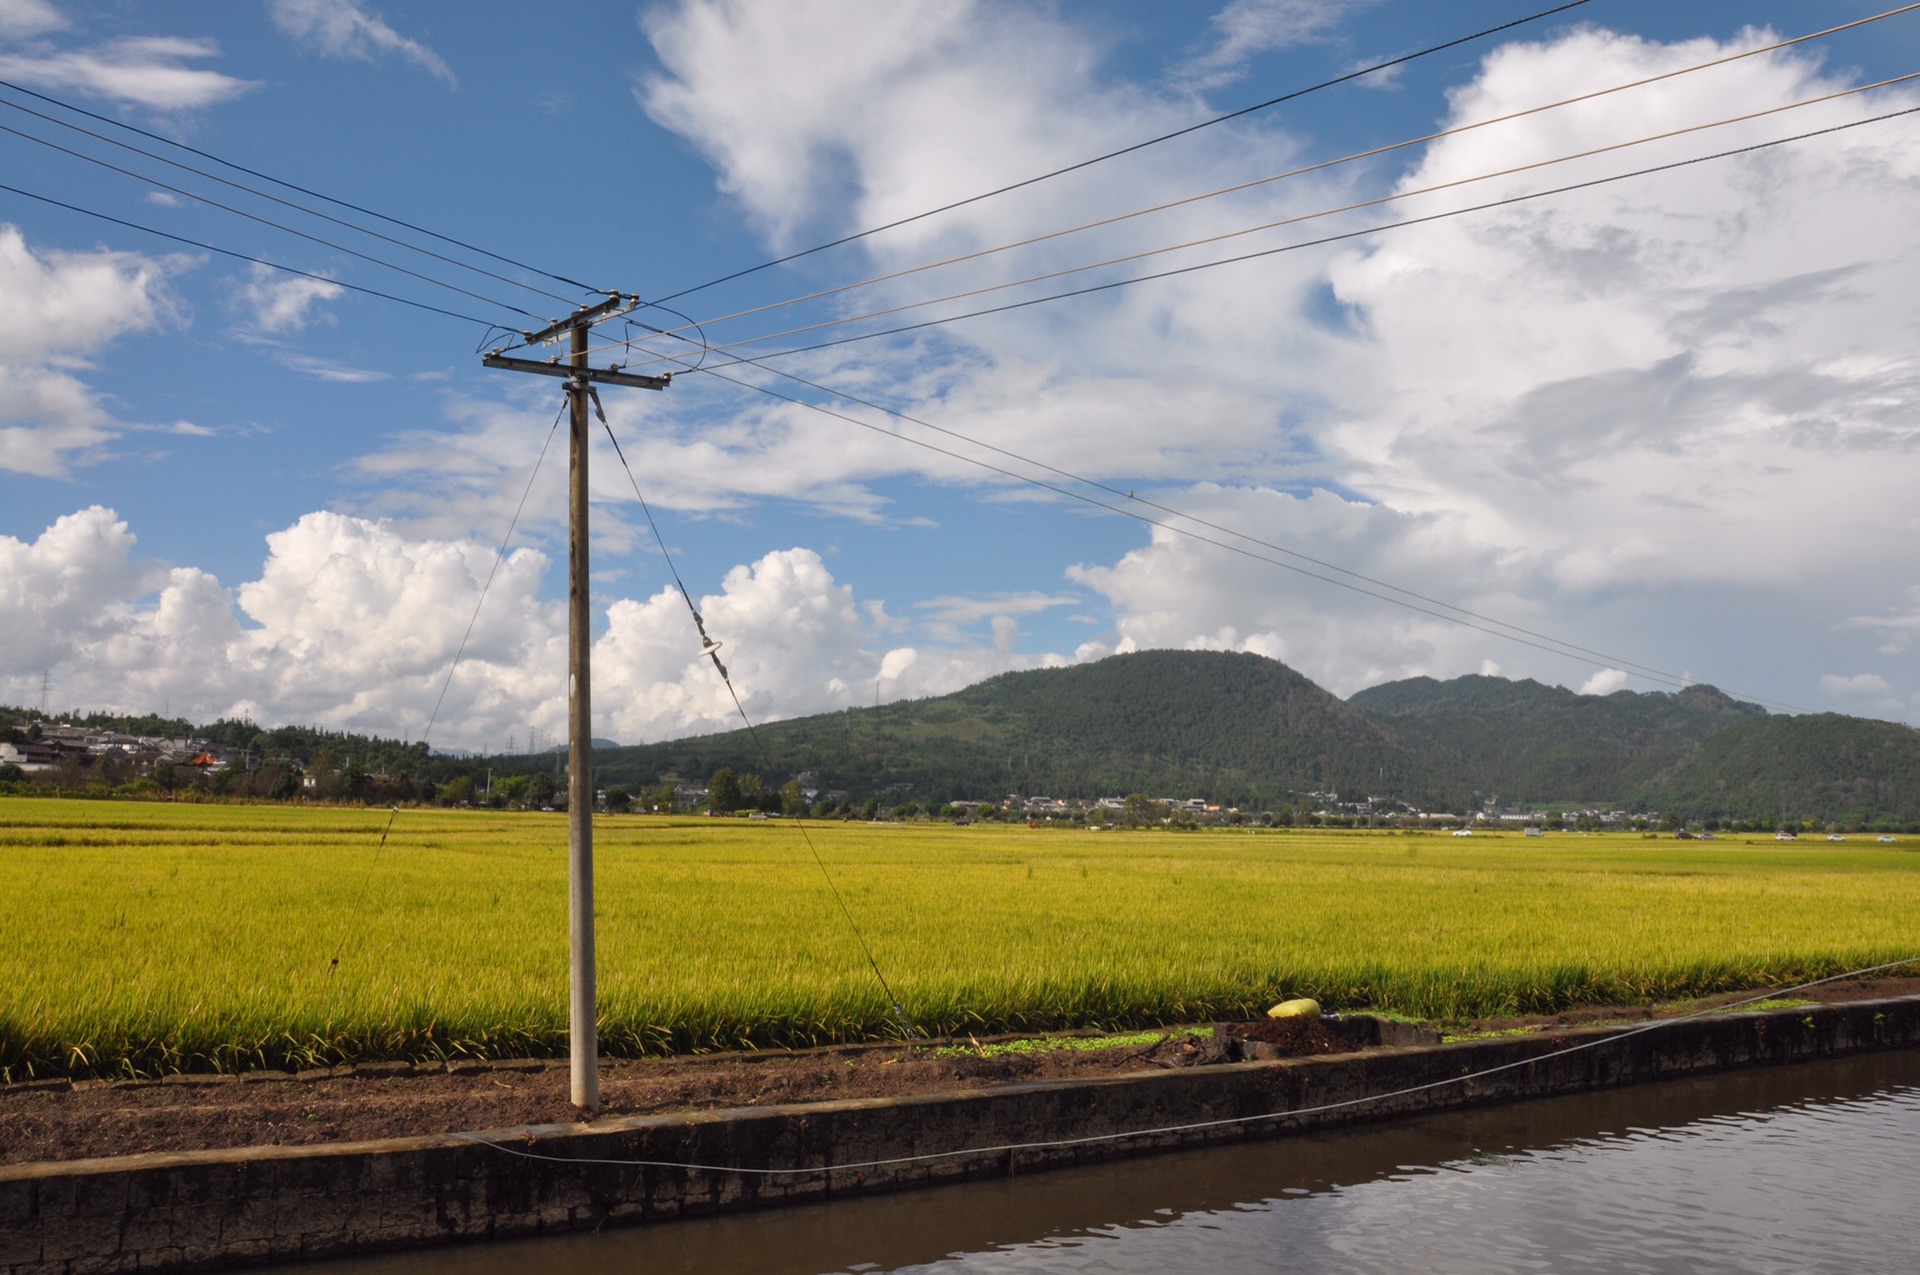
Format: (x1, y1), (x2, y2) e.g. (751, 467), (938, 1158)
(5, 996), (1917, 1273)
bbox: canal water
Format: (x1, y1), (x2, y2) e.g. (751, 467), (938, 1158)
(288, 1050), (1920, 1274)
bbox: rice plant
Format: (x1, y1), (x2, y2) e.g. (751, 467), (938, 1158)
(2, 798), (1914, 1079)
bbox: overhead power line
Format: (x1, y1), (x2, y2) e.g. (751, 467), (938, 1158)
(0, 119), (546, 321)
(0, 75), (607, 296)
(683, 356), (1813, 715)
(648, 0), (1598, 305)
(0, 91), (584, 310)
(616, 102), (1920, 712)
(596, 291), (1777, 703)
(595, 74), (1920, 371)
(681, 101), (1920, 367)
(0, 178), (499, 327)
(585, 4), (1920, 362)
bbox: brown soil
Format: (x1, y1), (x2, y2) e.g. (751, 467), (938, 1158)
(0, 1030), (1292, 1167)
(1227, 1016), (1345, 1048)
(1450, 975), (1920, 1035)
(5, 979), (1912, 1168)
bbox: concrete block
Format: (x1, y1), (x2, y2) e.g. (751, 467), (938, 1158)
(113, 1205), (173, 1255)
(36, 1199), (119, 1266)
(66, 1174), (128, 1221)
(0, 1178), (36, 1226)
(0, 1213), (41, 1266)
(213, 1194), (281, 1245)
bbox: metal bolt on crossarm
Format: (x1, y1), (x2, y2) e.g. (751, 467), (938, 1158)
(484, 295), (669, 1111)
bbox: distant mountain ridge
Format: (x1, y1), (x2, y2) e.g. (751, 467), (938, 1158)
(13, 649), (1910, 821)
(1626, 713), (1920, 822)
(598, 649), (1467, 810)
(592, 649), (1920, 822)
(1348, 674), (1767, 804)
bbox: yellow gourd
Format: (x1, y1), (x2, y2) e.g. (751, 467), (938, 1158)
(1267, 997), (1321, 1019)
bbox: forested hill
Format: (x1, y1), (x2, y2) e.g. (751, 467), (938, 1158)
(1348, 674), (1767, 804)
(20, 650), (1911, 821)
(595, 649), (1465, 809)
(1629, 714), (1920, 823)
(595, 651), (1920, 821)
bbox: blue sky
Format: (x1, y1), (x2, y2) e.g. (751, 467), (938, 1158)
(4, 0), (1920, 749)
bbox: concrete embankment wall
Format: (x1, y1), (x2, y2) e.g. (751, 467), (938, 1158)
(6, 996), (1918, 1274)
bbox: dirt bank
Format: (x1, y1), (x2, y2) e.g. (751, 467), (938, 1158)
(6, 978), (1912, 1167)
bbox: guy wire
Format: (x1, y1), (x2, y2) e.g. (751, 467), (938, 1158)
(327, 394), (569, 976)
(596, 314), (1798, 709)
(594, 404), (914, 1040)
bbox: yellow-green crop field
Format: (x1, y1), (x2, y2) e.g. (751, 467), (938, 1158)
(3, 797), (1917, 1079)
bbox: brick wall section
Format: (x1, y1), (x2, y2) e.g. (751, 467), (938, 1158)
(5, 997), (1917, 1274)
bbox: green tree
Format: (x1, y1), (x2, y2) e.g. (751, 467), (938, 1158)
(442, 775), (475, 805)
(495, 774), (533, 807)
(779, 779), (804, 816)
(151, 759), (176, 791)
(708, 768), (741, 814)
(738, 772), (765, 807)
(603, 785), (631, 813)
(527, 771), (557, 807)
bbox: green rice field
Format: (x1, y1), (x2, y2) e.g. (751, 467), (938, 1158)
(2, 797), (1916, 1079)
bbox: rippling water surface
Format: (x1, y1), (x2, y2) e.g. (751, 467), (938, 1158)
(294, 1051), (1920, 1275)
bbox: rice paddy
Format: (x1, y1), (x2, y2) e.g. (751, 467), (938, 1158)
(2, 798), (1916, 1079)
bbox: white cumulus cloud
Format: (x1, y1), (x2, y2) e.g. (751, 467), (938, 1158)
(1176, 0), (1378, 90)
(0, 0), (65, 38)
(3, 508), (1093, 748)
(0, 506), (158, 676)
(632, 12), (1920, 712)
(267, 0), (454, 86)
(1579, 668), (1630, 696)
(1820, 672), (1896, 701)
(234, 264), (343, 334)
(0, 34), (256, 110)
(0, 226), (183, 477)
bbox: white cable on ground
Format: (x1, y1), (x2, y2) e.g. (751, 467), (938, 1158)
(450, 956), (1920, 1177)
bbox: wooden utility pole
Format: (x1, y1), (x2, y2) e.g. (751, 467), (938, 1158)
(564, 318), (597, 1111)
(484, 294), (670, 1111)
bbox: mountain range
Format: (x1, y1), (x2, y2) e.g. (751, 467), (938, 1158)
(591, 650), (1920, 823)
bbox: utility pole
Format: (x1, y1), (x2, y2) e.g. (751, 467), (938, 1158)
(485, 294), (669, 1112)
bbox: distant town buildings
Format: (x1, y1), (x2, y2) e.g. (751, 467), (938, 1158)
(0, 717), (234, 776)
